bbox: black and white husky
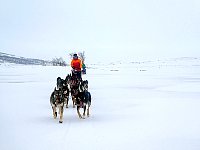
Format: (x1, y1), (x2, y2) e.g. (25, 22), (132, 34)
(75, 80), (91, 119)
(50, 87), (64, 123)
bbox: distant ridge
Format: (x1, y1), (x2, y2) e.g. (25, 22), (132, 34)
(0, 52), (51, 65)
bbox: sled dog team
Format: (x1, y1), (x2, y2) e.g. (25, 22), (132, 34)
(50, 74), (91, 123)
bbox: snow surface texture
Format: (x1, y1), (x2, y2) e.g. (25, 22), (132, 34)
(0, 58), (200, 150)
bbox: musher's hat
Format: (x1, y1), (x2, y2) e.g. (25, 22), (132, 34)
(73, 53), (78, 59)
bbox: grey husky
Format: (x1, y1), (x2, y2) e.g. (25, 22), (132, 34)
(50, 87), (64, 123)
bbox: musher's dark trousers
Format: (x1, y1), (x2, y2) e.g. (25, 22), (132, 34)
(72, 71), (82, 80)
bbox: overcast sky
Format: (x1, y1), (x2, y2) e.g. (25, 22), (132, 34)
(0, 0), (200, 63)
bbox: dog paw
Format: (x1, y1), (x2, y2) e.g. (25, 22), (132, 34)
(78, 115), (83, 119)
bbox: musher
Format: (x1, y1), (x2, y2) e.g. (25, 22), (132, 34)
(71, 53), (82, 79)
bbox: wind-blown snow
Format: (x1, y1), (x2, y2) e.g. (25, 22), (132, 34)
(0, 58), (200, 150)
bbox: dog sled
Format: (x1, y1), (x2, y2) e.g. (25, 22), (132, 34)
(82, 68), (86, 74)
(82, 63), (86, 74)
(50, 71), (91, 123)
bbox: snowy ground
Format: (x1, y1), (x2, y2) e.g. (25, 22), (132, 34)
(0, 58), (200, 150)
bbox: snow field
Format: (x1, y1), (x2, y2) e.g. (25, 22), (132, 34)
(0, 60), (200, 150)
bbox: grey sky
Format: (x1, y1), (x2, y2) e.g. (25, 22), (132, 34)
(0, 0), (200, 63)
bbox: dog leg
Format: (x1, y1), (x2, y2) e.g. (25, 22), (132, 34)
(87, 106), (90, 117)
(72, 97), (75, 108)
(59, 107), (61, 114)
(66, 97), (69, 108)
(59, 106), (63, 123)
(77, 107), (83, 119)
(53, 106), (57, 119)
(83, 106), (86, 117)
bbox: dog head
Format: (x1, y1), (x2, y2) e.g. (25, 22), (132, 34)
(80, 80), (88, 91)
(57, 77), (63, 89)
(65, 74), (71, 84)
(54, 88), (63, 104)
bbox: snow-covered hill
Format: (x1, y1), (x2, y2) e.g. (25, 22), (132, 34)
(0, 57), (200, 150)
(0, 52), (51, 65)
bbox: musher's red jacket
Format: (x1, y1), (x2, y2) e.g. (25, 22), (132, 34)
(71, 58), (82, 71)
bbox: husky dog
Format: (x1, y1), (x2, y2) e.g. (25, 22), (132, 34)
(70, 85), (79, 108)
(65, 74), (71, 84)
(79, 80), (88, 92)
(75, 80), (91, 119)
(57, 77), (64, 90)
(69, 75), (81, 108)
(56, 75), (71, 108)
(50, 88), (64, 123)
(62, 83), (70, 108)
